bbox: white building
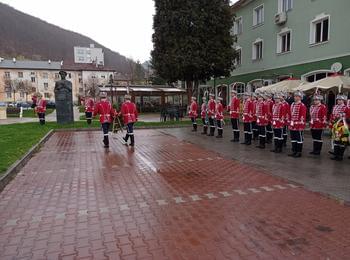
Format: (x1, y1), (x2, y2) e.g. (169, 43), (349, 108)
(74, 44), (104, 66)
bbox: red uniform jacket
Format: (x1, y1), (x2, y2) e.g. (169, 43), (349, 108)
(121, 101), (138, 124)
(330, 104), (347, 127)
(289, 102), (307, 131)
(346, 106), (350, 119)
(215, 103), (224, 120)
(93, 100), (116, 124)
(201, 103), (207, 119)
(272, 102), (285, 129)
(207, 99), (216, 118)
(35, 99), (46, 113)
(282, 101), (290, 126)
(188, 101), (198, 118)
(310, 104), (327, 129)
(242, 99), (254, 123)
(252, 100), (257, 121)
(255, 101), (268, 126)
(85, 98), (95, 113)
(227, 97), (240, 119)
(265, 99), (274, 123)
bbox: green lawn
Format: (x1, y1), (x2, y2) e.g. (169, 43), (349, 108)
(0, 120), (194, 175)
(7, 108), (55, 118)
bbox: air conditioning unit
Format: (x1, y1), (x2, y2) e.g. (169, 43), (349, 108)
(263, 80), (274, 86)
(275, 12), (287, 25)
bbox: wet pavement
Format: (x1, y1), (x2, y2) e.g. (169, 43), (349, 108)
(0, 129), (350, 259)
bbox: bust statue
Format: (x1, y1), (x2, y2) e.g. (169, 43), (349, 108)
(54, 70), (74, 124)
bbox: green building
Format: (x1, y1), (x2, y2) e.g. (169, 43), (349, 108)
(204, 0), (350, 105)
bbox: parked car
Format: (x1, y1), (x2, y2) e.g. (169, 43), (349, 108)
(0, 102), (7, 107)
(17, 102), (32, 109)
(46, 101), (56, 109)
(6, 102), (16, 107)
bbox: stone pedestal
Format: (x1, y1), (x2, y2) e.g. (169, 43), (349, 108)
(54, 71), (74, 124)
(0, 107), (6, 120)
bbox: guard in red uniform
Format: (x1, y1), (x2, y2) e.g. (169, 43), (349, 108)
(271, 94), (286, 153)
(251, 93), (259, 141)
(264, 93), (274, 143)
(329, 95), (347, 128)
(93, 92), (116, 148)
(35, 93), (47, 125)
(189, 97), (198, 132)
(200, 97), (208, 135)
(227, 90), (240, 142)
(84, 94), (95, 125)
(207, 93), (216, 136)
(255, 93), (268, 149)
(281, 93), (290, 147)
(309, 95), (327, 155)
(288, 91), (307, 158)
(215, 97), (224, 138)
(121, 94), (138, 146)
(241, 93), (254, 145)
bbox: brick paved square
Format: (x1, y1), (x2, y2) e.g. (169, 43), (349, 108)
(0, 129), (349, 259)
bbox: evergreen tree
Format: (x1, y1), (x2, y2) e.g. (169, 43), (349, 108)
(151, 0), (236, 99)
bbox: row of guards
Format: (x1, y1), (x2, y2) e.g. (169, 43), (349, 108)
(84, 92), (138, 148)
(188, 90), (350, 161)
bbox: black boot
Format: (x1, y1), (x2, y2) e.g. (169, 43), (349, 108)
(283, 135), (287, 147)
(266, 132), (273, 144)
(201, 126), (208, 135)
(216, 129), (223, 138)
(130, 135), (135, 147)
(123, 134), (129, 145)
(294, 143), (302, 158)
(210, 127), (215, 136)
(310, 141), (317, 155)
(315, 142), (322, 155)
(288, 142), (297, 157)
(278, 140), (283, 153)
(256, 137), (265, 149)
(253, 130), (259, 141)
(331, 146), (344, 161)
(241, 133), (248, 144)
(192, 124), (197, 132)
(271, 139), (278, 152)
(103, 136), (109, 148)
(232, 131), (240, 142)
(246, 134), (252, 145)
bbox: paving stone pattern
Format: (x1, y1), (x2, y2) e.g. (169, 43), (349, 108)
(0, 130), (350, 259)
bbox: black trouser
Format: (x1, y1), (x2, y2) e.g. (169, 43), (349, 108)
(311, 129), (323, 154)
(273, 128), (283, 152)
(258, 125), (266, 147)
(85, 112), (93, 125)
(208, 117), (215, 136)
(216, 119), (223, 137)
(283, 126), (288, 146)
(243, 122), (252, 144)
(201, 118), (208, 134)
(38, 113), (45, 125)
(252, 121), (259, 140)
(231, 118), (240, 141)
(266, 124), (273, 143)
(124, 122), (135, 145)
(102, 123), (110, 146)
(191, 117), (197, 131)
(290, 130), (304, 154)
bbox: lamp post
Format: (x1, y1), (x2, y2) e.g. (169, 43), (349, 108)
(109, 75), (114, 104)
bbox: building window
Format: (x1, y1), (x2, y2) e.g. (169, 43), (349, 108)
(55, 73), (60, 79)
(310, 14), (330, 45)
(77, 49), (84, 55)
(79, 78), (82, 83)
(5, 72), (10, 78)
(44, 93), (50, 99)
(253, 5), (264, 26)
(31, 77), (36, 83)
(78, 57), (85, 61)
(44, 83), (49, 90)
(233, 17), (243, 35)
(68, 73), (72, 78)
(43, 72), (48, 79)
(302, 70), (333, 83)
(101, 75), (106, 79)
(231, 82), (246, 97)
(6, 92), (12, 98)
(277, 29), (291, 53)
(18, 72), (23, 78)
(252, 39), (263, 60)
(30, 72), (35, 75)
(234, 47), (242, 66)
(279, 0), (293, 12)
(20, 92), (25, 98)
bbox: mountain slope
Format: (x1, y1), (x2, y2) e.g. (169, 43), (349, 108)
(0, 3), (132, 73)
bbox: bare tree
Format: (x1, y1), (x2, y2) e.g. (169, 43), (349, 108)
(85, 76), (100, 99)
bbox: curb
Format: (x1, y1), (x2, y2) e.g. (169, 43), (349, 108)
(0, 130), (54, 193)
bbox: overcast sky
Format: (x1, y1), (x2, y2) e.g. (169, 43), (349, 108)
(1, 0), (238, 63)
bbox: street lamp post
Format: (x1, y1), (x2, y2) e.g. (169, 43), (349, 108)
(109, 75), (114, 104)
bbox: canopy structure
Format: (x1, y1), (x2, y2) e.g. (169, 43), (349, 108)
(296, 75), (350, 92)
(255, 79), (303, 94)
